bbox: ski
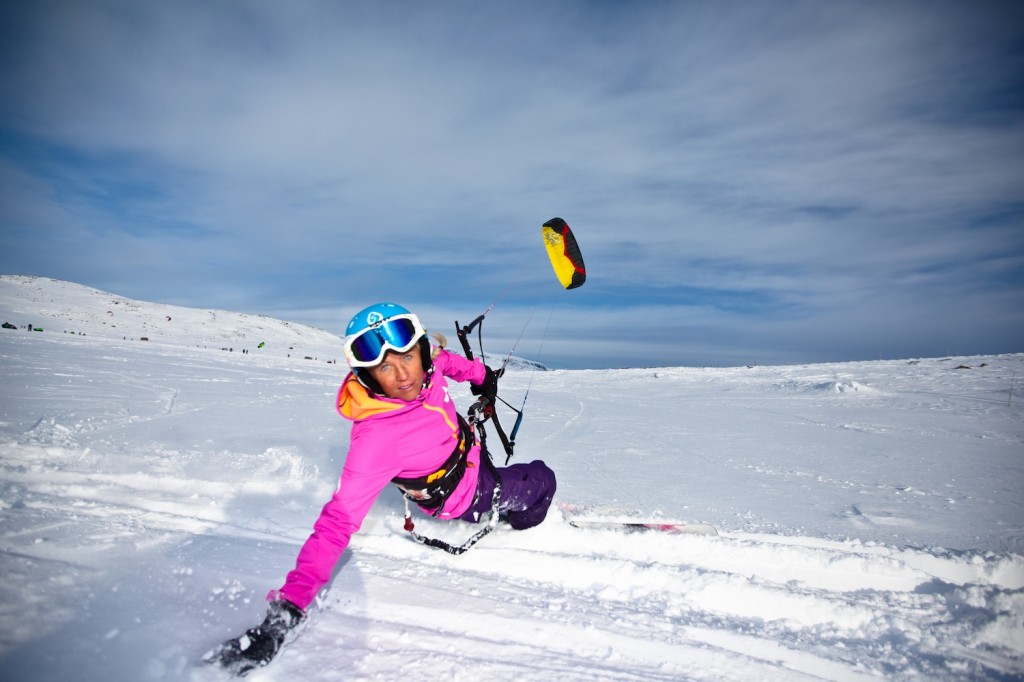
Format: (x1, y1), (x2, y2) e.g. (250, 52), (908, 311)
(566, 517), (718, 535)
(559, 503), (718, 536)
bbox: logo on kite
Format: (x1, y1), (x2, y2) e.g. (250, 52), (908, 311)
(542, 217), (586, 290)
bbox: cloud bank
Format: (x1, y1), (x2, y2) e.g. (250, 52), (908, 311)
(2, 1), (1022, 367)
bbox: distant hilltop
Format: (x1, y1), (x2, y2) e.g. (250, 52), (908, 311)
(0, 274), (343, 361)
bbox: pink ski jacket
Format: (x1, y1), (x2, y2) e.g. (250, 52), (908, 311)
(275, 349), (486, 610)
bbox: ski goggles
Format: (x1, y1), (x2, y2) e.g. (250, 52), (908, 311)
(343, 313), (426, 368)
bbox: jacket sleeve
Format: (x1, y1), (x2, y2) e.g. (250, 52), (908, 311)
(435, 348), (487, 385)
(275, 428), (398, 610)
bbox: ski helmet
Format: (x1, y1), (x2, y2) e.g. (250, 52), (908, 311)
(343, 302), (432, 393)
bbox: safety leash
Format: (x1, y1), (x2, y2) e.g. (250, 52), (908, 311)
(402, 461), (503, 555)
(402, 409), (504, 555)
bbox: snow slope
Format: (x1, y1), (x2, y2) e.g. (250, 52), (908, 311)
(0, 274), (343, 361)
(1, 276), (1022, 681)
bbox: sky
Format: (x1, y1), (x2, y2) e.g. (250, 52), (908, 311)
(1, 1), (1022, 369)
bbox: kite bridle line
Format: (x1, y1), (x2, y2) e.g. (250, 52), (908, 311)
(455, 306), (536, 464)
(517, 310), (553, 429)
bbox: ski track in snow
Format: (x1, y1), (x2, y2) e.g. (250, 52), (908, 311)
(1, 276), (1023, 681)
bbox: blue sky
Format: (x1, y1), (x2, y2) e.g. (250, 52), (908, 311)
(1, 1), (1022, 369)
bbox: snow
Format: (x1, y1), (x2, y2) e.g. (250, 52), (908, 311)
(1, 274), (1022, 681)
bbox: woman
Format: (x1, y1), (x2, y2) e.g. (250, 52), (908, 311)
(209, 302), (557, 675)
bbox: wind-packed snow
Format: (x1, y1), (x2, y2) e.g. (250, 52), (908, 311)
(1, 275), (1022, 681)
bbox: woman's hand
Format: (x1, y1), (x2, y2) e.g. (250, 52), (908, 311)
(470, 365), (502, 403)
(205, 599), (306, 676)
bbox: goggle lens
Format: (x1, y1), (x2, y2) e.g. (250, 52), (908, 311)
(345, 316), (422, 366)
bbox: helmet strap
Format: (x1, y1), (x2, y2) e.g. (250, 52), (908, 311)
(354, 368), (384, 396)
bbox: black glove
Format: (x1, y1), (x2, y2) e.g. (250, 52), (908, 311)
(470, 365), (502, 402)
(205, 599), (306, 677)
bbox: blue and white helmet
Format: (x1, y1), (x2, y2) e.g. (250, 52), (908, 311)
(343, 302), (432, 391)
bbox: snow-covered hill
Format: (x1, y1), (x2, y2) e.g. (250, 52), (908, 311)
(0, 276), (1022, 680)
(0, 275), (343, 362)
(0, 275), (547, 371)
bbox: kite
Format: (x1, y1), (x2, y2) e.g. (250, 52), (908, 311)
(542, 217), (586, 290)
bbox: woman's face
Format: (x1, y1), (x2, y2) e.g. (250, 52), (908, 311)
(366, 348), (425, 401)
